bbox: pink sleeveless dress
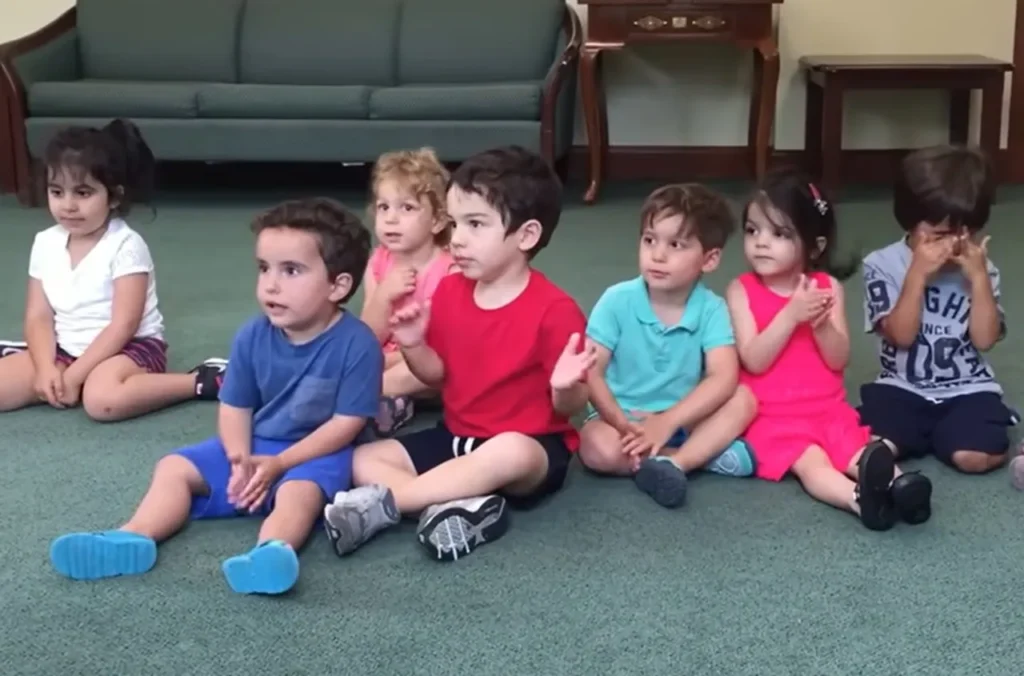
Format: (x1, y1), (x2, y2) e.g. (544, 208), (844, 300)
(738, 272), (871, 481)
(368, 246), (454, 353)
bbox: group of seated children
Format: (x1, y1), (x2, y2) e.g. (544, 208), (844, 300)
(2, 119), (1009, 596)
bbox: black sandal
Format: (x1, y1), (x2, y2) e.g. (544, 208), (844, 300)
(855, 441), (897, 531)
(890, 472), (932, 525)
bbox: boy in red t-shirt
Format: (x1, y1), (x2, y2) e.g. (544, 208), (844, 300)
(323, 146), (595, 561)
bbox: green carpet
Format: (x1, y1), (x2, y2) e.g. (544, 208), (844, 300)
(2, 181), (1023, 675)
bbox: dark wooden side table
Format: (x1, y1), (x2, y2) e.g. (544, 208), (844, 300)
(801, 54), (1014, 196)
(578, 0), (783, 204)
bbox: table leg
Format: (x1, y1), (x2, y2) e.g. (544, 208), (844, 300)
(819, 84), (844, 197)
(748, 38), (780, 180)
(580, 43), (616, 204)
(949, 89), (971, 145)
(979, 73), (1005, 165)
(804, 80), (823, 179)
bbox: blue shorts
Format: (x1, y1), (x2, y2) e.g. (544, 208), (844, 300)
(174, 436), (353, 520)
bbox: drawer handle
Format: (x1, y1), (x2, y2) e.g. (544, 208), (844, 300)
(693, 15), (726, 30)
(633, 15), (667, 31)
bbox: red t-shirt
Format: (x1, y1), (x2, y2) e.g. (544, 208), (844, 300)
(426, 270), (586, 450)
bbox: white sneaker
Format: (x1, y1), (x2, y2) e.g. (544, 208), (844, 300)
(416, 495), (509, 562)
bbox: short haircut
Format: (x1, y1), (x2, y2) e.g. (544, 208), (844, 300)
(640, 183), (736, 250)
(893, 145), (993, 233)
(251, 197), (371, 303)
(448, 145), (562, 259)
(371, 147), (451, 246)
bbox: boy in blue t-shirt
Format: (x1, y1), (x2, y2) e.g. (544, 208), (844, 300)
(580, 184), (757, 509)
(49, 198), (383, 595)
(859, 145), (1017, 474)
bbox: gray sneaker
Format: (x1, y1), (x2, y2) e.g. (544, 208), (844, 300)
(0, 340), (27, 358)
(323, 484), (401, 557)
(416, 495), (509, 562)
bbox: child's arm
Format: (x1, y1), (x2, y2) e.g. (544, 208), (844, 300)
(726, 279), (797, 375)
(359, 263), (392, 343)
(544, 300), (591, 417)
(218, 403), (253, 463)
(962, 245), (1002, 351)
(384, 349), (405, 369)
(812, 277), (850, 370)
(869, 238), (951, 348)
(873, 267), (925, 349)
(276, 339), (384, 469)
(586, 344), (632, 433)
(63, 273), (148, 386)
(661, 345), (739, 430)
(23, 279), (58, 369)
(218, 321), (262, 463)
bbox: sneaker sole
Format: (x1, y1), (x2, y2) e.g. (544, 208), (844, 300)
(222, 544), (298, 595)
(857, 442), (896, 531)
(891, 473), (932, 525)
(417, 496), (509, 562)
(635, 459), (688, 508)
(323, 504), (364, 557)
(50, 532), (156, 580)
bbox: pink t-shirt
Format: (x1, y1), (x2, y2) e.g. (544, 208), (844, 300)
(368, 245), (454, 352)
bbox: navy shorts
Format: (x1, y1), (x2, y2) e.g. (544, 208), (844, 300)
(396, 422), (572, 509)
(857, 383), (1018, 466)
(174, 436), (353, 519)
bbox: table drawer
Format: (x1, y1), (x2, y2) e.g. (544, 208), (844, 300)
(625, 8), (734, 39)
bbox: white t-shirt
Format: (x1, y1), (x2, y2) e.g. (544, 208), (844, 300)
(28, 218), (164, 357)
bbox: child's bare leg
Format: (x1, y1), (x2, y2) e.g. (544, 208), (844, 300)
(82, 356), (202, 422)
(579, 418), (634, 476)
(791, 442), (896, 531)
(50, 455), (205, 580)
(666, 385), (757, 474)
(221, 480), (324, 596)
(327, 433), (549, 558)
(0, 351), (44, 411)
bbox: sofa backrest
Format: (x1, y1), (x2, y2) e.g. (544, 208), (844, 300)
(76, 0), (244, 82)
(239, 0), (401, 86)
(396, 0), (565, 84)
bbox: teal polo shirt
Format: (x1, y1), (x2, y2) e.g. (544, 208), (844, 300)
(586, 277), (734, 416)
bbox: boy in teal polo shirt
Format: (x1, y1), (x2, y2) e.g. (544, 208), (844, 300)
(581, 184), (756, 508)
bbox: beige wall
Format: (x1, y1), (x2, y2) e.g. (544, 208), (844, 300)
(2, 0), (1017, 150)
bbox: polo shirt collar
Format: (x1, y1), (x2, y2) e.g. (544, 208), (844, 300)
(632, 276), (704, 332)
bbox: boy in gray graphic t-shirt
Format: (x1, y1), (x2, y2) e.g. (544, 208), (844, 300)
(858, 145), (1017, 474)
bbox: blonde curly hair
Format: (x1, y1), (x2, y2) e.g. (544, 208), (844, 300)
(370, 147), (451, 246)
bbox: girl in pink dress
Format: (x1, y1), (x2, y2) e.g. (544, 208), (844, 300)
(727, 169), (932, 531)
(361, 148), (456, 435)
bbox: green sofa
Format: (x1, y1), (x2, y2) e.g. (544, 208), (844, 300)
(0, 0), (581, 204)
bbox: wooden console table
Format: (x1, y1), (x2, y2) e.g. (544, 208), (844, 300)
(578, 0), (783, 203)
(801, 54), (1013, 195)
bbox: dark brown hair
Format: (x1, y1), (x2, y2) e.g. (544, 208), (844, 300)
(44, 118), (155, 217)
(640, 183), (736, 250)
(893, 144), (993, 233)
(251, 198), (371, 303)
(448, 145), (561, 259)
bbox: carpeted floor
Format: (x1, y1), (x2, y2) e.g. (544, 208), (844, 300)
(2, 178), (1022, 675)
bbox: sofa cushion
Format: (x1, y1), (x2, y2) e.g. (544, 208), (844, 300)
(369, 83), (541, 121)
(76, 0), (242, 82)
(197, 85), (371, 119)
(397, 0), (563, 84)
(28, 81), (199, 118)
(239, 0), (400, 86)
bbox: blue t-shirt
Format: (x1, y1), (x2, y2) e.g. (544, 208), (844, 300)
(219, 312), (383, 441)
(862, 238), (1005, 399)
(586, 277), (734, 416)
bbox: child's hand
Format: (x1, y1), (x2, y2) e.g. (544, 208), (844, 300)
(621, 411), (676, 460)
(549, 333), (597, 391)
(910, 234), (954, 279)
(235, 456), (283, 513)
(58, 366), (85, 407)
(389, 301), (430, 348)
(785, 275), (833, 324)
(227, 457), (252, 505)
(34, 364), (66, 408)
(952, 232), (991, 283)
(379, 266), (417, 302)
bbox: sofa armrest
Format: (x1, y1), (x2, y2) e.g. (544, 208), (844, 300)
(539, 5), (582, 165)
(0, 7), (77, 202)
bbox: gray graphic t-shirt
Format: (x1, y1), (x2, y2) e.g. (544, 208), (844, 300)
(862, 238), (1004, 399)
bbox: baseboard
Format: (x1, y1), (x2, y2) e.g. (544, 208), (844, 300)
(566, 145), (1013, 185)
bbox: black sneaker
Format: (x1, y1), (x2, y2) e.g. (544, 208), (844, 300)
(855, 440), (897, 531)
(191, 358), (228, 400)
(890, 472), (932, 525)
(0, 340), (27, 358)
(416, 495), (509, 562)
